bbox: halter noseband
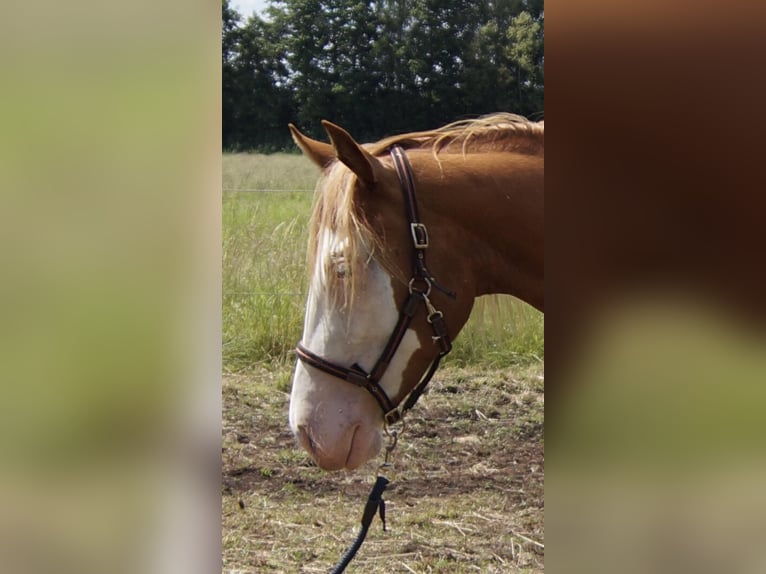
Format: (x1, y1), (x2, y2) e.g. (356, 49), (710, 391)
(295, 145), (456, 425)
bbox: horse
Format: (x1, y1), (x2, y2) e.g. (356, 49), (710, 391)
(287, 114), (544, 471)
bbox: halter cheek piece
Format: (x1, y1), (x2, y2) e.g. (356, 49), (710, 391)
(295, 145), (456, 426)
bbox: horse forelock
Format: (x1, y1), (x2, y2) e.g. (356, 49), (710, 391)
(306, 162), (384, 310)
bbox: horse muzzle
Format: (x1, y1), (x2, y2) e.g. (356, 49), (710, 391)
(295, 420), (382, 471)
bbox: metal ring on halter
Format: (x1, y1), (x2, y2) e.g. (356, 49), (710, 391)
(408, 276), (432, 296)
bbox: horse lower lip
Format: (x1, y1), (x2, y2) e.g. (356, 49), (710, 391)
(297, 424), (366, 471)
(344, 425), (360, 469)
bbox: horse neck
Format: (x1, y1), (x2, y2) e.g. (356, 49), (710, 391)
(410, 149), (544, 310)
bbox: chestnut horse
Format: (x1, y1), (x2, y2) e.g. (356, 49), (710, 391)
(288, 114), (544, 470)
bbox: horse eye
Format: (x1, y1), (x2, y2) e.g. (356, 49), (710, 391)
(330, 252), (349, 279)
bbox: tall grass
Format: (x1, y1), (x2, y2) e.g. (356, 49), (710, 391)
(223, 154), (314, 370)
(447, 295), (544, 367)
(223, 153), (543, 371)
(223, 152), (320, 192)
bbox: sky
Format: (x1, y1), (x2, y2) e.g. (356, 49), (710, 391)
(230, 0), (269, 18)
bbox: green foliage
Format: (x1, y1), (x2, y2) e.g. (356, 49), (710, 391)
(222, 0), (544, 151)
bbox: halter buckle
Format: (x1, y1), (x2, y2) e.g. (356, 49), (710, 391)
(410, 223), (429, 249)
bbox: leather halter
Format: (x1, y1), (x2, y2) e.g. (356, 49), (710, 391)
(295, 145), (455, 425)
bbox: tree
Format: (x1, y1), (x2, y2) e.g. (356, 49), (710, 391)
(222, 0), (296, 150)
(222, 0), (243, 149)
(233, 15), (295, 150)
(507, 10), (544, 114)
(222, 0), (544, 151)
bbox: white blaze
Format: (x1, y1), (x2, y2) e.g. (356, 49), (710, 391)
(289, 230), (423, 442)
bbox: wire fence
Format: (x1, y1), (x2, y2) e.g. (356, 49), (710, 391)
(224, 291), (305, 298)
(223, 188), (313, 193)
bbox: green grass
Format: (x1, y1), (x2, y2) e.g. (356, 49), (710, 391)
(447, 296), (544, 367)
(223, 190), (312, 368)
(223, 153), (316, 369)
(223, 153), (544, 371)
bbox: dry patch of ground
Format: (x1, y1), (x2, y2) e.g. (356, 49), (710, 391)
(223, 363), (544, 573)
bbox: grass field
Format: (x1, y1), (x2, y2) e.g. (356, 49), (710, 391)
(222, 153), (544, 573)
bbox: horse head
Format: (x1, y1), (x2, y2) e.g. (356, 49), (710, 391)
(287, 121), (475, 470)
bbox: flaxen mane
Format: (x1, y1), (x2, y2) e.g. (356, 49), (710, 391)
(307, 113), (543, 308)
(369, 112), (544, 156)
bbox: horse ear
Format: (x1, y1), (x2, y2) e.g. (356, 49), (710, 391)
(321, 120), (381, 187)
(289, 123), (335, 169)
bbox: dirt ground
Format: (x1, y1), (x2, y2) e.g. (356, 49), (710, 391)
(222, 363), (544, 573)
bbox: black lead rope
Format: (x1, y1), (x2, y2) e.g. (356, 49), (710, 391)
(329, 475), (390, 574)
